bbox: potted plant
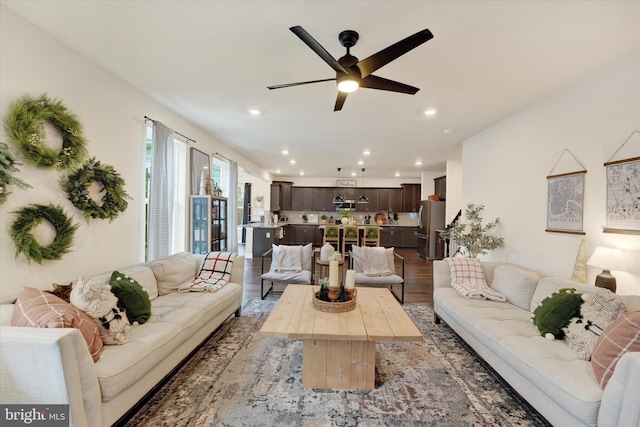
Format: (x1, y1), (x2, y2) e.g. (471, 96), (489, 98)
(320, 214), (328, 224)
(339, 209), (351, 225)
(302, 214), (308, 223)
(255, 195), (264, 207)
(438, 203), (504, 258)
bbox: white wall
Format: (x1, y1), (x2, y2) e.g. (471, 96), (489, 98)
(461, 50), (640, 295)
(0, 6), (269, 299)
(445, 160), (463, 224)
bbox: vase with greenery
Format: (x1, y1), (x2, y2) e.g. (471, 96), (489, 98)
(438, 203), (504, 258)
(320, 214), (328, 224)
(339, 209), (351, 225)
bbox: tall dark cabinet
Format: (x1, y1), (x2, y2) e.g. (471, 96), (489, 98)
(190, 195), (228, 254)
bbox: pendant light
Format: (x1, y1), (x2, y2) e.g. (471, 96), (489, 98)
(357, 168), (369, 203)
(333, 167), (345, 203)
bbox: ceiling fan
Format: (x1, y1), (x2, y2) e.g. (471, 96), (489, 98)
(268, 26), (434, 111)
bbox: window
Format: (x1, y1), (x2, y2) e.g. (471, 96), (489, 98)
(145, 124), (187, 257)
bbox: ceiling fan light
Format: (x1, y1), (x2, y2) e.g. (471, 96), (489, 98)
(337, 78), (359, 93)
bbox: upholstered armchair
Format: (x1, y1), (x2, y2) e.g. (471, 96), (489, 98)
(349, 245), (405, 303)
(260, 243), (313, 299)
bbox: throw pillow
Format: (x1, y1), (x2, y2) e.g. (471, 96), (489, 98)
(11, 287), (103, 362)
(531, 288), (583, 340)
(565, 292), (626, 360)
(351, 246), (396, 275)
(490, 264), (540, 310)
(46, 282), (73, 303)
(109, 271), (151, 324)
(179, 251), (237, 292)
(591, 311), (640, 389)
(71, 276), (131, 345)
(269, 244), (313, 273)
(149, 252), (197, 295)
(444, 257), (506, 302)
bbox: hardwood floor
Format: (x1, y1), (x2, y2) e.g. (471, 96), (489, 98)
(240, 247), (434, 306)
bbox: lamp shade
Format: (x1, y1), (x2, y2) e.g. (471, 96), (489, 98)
(587, 246), (628, 272)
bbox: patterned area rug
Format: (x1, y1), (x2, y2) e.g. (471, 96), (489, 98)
(124, 298), (546, 427)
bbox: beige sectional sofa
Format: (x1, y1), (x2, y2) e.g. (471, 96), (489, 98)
(433, 260), (640, 427)
(0, 252), (244, 427)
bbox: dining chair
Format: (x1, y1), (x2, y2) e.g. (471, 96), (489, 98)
(361, 226), (380, 247)
(342, 225), (359, 255)
(323, 225), (340, 247)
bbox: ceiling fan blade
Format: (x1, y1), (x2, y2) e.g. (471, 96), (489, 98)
(360, 75), (419, 94)
(268, 78), (336, 90)
(356, 29), (433, 78)
(290, 26), (349, 74)
(334, 91), (348, 111)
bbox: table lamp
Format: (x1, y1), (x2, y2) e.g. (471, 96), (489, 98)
(586, 246), (627, 293)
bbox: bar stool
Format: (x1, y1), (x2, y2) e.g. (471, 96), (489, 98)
(342, 225), (359, 254)
(323, 225), (340, 248)
(361, 226), (380, 247)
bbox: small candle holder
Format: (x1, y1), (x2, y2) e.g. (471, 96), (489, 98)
(327, 285), (340, 302)
(346, 288), (356, 301)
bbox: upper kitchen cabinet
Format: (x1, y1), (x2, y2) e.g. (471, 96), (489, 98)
(378, 188), (403, 212)
(401, 183), (421, 212)
(291, 187), (314, 211)
(312, 187), (336, 211)
(270, 181), (292, 211)
(434, 176), (446, 201)
(355, 189), (379, 212)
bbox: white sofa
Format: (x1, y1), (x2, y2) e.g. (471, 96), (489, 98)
(433, 260), (640, 427)
(0, 252), (244, 427)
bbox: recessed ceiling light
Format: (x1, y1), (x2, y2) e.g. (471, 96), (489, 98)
(290, 159), (296, 164)
(249, 109), (261, 115)
(415, 161), (423, 166)
(299, 171), (304, 176)
(357, 160), (364, 165)
(275, 169), (281, 174)
(395, 172), (400, 177)
(424, 109), (437, 116)
(281, 149), (289, 155)
(363, 150), (370, 156)
(351, 172), (356, 176)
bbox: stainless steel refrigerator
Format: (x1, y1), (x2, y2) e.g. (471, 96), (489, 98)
(416, 200), (446, 259)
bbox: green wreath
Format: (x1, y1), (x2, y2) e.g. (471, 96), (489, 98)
(61, 157), (131, 221)
(10, 204), (78, 264)
(3, 94), (88, 169)
(0, 142), (32, 204)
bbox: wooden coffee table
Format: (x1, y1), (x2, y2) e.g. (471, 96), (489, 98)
(259, 285), (423, 390)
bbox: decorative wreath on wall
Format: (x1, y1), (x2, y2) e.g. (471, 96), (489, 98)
(61, 157), (131, 221)
(10, 204), (78, 264)
(0, 142), (31, 205)
(3, 94), (88, 169)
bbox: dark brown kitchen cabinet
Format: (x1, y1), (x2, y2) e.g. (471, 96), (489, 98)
(355, 189), (379, 212)
(312, 188), (336, 211)
(378, 188), (403, 212)
(291, 224), (321, 246)
(434, 176), (446, 201)
(378, 226), (417, 248)
(401, 183), (421, 212)
(270, 181), (292, 211)
(291, 187), (314, 211)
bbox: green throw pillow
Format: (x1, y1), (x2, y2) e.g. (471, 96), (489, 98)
(109, 271), (151, 325)
(531, 288), (583, 340)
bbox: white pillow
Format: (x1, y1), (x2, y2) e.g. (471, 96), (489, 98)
(351, 246), (396, 275)
(490, 264), (541, 310)
(270, 244), (313, 272)
(70, 276), (131, 345)
(149, 252), (197, 295)
(444, 257), (487, 287)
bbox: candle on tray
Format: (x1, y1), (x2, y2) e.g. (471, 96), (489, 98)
(345, 269), (356, 290)
(329, 260), (339, 288)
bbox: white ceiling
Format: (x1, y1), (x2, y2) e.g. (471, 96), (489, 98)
(3, 1), (639, 179)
